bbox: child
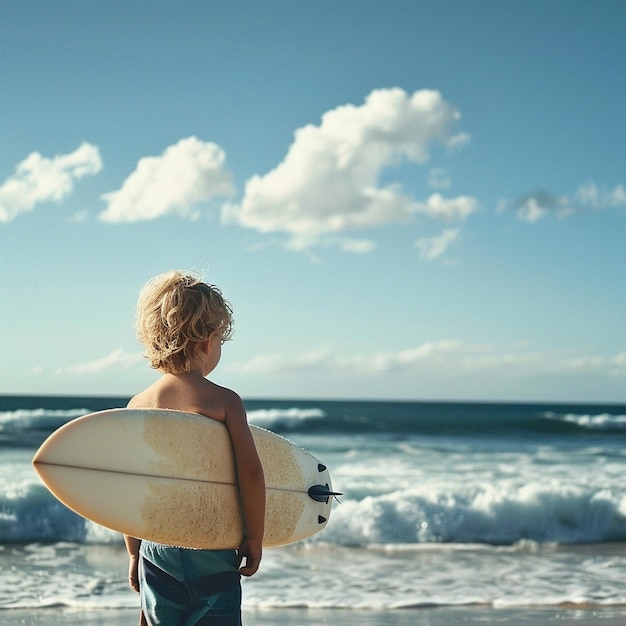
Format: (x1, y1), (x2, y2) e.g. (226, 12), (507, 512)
(124, 271), (265, 626)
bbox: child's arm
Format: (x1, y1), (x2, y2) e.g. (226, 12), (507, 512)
(222, 390), (265, 576)
(124, 535), (141, 592)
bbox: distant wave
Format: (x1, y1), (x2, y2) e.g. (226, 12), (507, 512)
(246, 403), (626, 437)
(542, 411), (626, 432)
(0, 408), (89, 430)
(0, 408), (91, 448)
(247, 407), (326, 430)
(245, 404), (626, 437)
(0, 406), (327, 430)
(2, 401), (624, 440)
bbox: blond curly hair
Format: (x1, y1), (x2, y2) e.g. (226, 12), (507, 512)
(135, 271), (233, 374)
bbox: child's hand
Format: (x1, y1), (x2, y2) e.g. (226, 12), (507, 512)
(237, 537), (262, 576)
(128, 555), (140, 593)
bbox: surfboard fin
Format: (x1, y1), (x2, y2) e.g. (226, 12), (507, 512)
(308, 484), (342, 504)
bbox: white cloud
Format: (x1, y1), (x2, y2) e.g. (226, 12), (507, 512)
(55, 348), (142, 375)
(610, 185), (626, 206)
(228, 342), (626, 380)
(336, 238), (377, 254)
(68, 209), (89, 223)
(415, 228), (460, 260)
(501, 182), (625, 222)
(286, 235), (377, 254)
(223, 88), (477, 249)
(419, 194), (477, 221)
(510, 190), (572, 222)
(0, 143), (102, 222)
(99, 137), (234, 223)
(228, 348), (335, 374)
(564, 352), (626, 377)
(575, 182), (626, 210)
(427, 167), (452, 190)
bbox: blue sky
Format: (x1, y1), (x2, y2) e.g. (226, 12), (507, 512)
(1, 0), (624, 403)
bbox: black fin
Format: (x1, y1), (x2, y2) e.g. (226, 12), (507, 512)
(308, 484), (343, 503)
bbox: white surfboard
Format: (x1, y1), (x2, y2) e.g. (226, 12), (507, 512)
(32, 408), (338, 549)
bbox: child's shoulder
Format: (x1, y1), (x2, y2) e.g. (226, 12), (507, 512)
(127, 384), (158, 408)
(198, 379), (244, 413)
(129, 376), (244, 422)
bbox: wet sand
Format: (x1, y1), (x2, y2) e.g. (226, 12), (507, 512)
(1, 606), (624, 625)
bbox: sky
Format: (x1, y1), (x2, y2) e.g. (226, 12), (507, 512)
(0, 0), (624, 403)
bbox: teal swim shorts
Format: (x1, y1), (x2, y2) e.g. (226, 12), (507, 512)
(139, 541), (242, 626)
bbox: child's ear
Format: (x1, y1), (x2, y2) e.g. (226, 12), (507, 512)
(201, 337), (213, 353)
(207, 330), (222, 349)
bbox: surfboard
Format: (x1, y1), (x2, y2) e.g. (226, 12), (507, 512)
(32, 408), (339, 549)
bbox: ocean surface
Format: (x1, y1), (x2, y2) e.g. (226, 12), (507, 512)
(1, 395), (624, 615)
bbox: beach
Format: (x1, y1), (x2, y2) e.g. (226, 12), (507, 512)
(1, 606), (625, 626)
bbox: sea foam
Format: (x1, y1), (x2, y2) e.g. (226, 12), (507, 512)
(322, 482), (626, 546)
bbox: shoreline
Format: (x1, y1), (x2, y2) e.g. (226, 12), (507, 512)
(1, 606), (624, 626)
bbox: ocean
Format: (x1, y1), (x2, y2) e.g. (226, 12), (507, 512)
(0, 395), (624, 617)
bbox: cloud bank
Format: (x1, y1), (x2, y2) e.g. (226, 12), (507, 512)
(223, 88), (477, 249)
(0, 143), (102, 222)
(99, 137), (234, 222)
(228, 341), (626, 380)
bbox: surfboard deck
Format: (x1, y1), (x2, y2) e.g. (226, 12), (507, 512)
(32, 408), (338, 549)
